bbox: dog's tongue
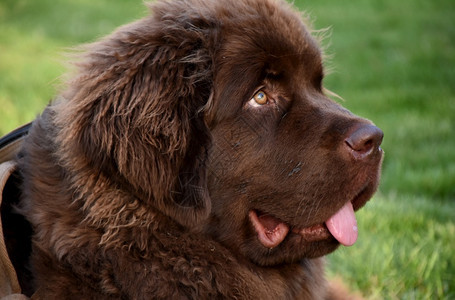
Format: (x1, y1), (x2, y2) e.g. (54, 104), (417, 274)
(325, 201), (358, 246)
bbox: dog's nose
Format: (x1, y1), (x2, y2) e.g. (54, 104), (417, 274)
(345, 124), (383, 159)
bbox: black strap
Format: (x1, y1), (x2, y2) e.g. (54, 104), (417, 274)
(0, 123), (32, 163)
(0, 123), (32, 150)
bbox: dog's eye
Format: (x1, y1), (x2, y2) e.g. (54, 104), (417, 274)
(250, 90), (268, 106)
(254, 91), (268, 104)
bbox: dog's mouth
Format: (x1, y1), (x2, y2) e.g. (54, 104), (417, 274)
(249, 187), (370, 249)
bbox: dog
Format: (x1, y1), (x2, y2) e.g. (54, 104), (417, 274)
(16, 0), (383, 298)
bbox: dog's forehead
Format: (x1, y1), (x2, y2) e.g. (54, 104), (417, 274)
(217, 1), (323, 79)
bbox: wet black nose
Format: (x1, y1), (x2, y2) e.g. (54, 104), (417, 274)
(345, 124), (383, 159)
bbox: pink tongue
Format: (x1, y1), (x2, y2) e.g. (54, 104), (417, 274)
(325, 201), (358, 246)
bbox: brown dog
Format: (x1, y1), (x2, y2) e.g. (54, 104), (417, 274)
(17, 0), (383, 298)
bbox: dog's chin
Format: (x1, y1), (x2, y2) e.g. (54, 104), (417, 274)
(244, 232), (341, 267)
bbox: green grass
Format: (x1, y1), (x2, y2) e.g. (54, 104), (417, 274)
(0, 0), (147, 133)
(1, 0), (454, 298)
(328, 194), (454, 299)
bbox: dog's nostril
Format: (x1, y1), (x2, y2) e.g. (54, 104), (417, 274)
(345, 124), (383, 158)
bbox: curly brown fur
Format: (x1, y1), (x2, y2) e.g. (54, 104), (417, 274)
(17, 0), (383, 298)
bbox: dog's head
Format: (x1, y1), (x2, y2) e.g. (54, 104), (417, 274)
(202, 0), (383, 266)
(55, 0), (383, 266)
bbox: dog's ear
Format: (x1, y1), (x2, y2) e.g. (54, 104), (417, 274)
(55, 5), (219, 227)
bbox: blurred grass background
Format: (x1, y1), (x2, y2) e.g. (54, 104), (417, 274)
(0, 0), (454, 298)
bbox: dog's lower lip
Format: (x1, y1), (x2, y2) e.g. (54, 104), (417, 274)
(291, 223), (331, 242)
